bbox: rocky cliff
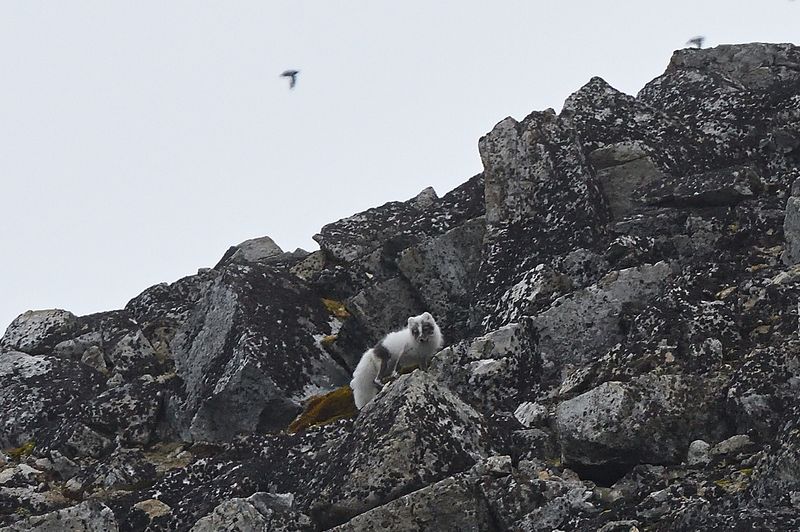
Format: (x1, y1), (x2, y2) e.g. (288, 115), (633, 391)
(2, 42), (800, 531)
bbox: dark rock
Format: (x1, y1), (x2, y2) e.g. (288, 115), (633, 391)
(0, 351), (105, 448)
(170, 262), (349, 441)
(344, 276), (425, 355)
(314, 174), (485, 263)
(642, 165), (760, 208)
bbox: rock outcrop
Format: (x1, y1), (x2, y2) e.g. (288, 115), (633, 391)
(2, 42), (800, 530)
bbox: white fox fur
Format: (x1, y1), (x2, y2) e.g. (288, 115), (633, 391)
(350, 312), (443, 410)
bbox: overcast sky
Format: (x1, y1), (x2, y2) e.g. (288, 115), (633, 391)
(1, 1), (797, 333)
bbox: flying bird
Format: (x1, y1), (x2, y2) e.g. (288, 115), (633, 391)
(686, 36), (705, 49)
(281, 69), (299, 89)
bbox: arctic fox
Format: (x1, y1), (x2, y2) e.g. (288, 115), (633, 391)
(350, 312), (443, 410)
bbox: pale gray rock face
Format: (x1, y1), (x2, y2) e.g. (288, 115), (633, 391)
(710, 434), (754, 457)
(514, 401), (549, 428)
(783, 178), (800, 264)
(0, 500), (118, 532)
(398, 216), (485, 338)
(229, 235), (284, 263)
(590, 141), (667, 220)
(555, 374), (728, 468)
(1, 310), (77, 355)
(532, 261), (672, 383)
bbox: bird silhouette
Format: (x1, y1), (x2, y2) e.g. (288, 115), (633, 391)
(281, 70), (299, 89)
(686, 36), (704, 49)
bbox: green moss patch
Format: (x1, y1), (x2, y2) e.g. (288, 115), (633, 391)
(287, 386), (357, 434)
(7, 440), (35, 461)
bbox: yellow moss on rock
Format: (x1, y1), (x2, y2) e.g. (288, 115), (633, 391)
(321, 298), (350, 319)
(287, 386), (357, 434)
(7, 441), (35, 461)
(320, 334), (338, 348)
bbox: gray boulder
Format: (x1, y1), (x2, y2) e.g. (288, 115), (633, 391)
(532, 261), (672, 383)
(312, 371), (490, 527)
(332, 475), (493, 532)
(1, 310), (77, 355)
(191, 492), (311, 532)
(555, 374), (728, 469)
(431, 320), (538, 411)
(0, 500), (118, 532)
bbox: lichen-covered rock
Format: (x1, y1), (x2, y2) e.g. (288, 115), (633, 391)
(77, 375), (176, 446)
(639, 43), (800, 184)
(314, 174), (485, 263)
(1, 310), (77, 356)
(532, 261), (672, 383)
(311, 371), (490, 527)
(170, 262), (349, 441)
(725, 342), (800, 440)
(71, 447), (156, 493)
(555, 374), (728, 470)
(124, 271), (218, 366)
(190, 492), (312, 532)
(332, 475), (493, 532)
(562, 76), (699, 181)
(0, 500), (118, 532)
(642, 165), (759, 208)
(431, 320), (538, 411)
(749, 401), (800, 505)
(397, 216), (485, 338)
(487, 264), (573, 330)
(475, 109), (609, 330)
(784, 177), (800, 264)
(0, 352), (105, 448)
(3, 42), (800, 532)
